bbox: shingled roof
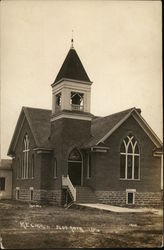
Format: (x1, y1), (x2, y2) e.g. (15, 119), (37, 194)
(8, 106), (162, 156)
(85, 108), (140, 148)
(53, 48), (91, 84)
(7, 107), (52, 156)
(23, 107), (51, 148)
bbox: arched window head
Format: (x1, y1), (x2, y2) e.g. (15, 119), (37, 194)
(120, 135), (140, 180)
(71, 92), (84, 111)
(22, 133), (30, 179)
(68, 148), (82, 162)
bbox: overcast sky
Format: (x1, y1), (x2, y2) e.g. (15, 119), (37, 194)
(0, 0), (162, 159)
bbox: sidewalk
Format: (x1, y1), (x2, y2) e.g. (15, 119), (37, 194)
(76, 203), (163, 215)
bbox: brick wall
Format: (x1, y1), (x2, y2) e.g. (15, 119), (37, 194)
(93, 116), (161, 192)
(12, 118), (42, 191)
(95, 190), (162, 207)
(13, 188), (62, 205)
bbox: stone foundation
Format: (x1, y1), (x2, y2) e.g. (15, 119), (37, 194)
(13, 188), (62, 205)
(95, 190), (162, 207)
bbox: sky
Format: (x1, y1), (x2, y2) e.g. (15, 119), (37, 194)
(0, 0), (162, 159)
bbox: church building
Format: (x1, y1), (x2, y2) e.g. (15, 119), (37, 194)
(8, 41), (163, 207)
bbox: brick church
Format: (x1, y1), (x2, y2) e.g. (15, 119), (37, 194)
(8, 41), (163, 206)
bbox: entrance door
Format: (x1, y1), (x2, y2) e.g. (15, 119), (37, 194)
(68, 148), (82, 186)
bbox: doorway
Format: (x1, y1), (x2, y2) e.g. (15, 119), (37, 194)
(68, 148), (82, 186)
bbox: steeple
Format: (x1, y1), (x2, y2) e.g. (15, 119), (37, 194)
(51, 42), (93, 120)
(53, 44), (91, 85)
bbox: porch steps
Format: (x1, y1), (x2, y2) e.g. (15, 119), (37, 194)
(75, 186), (98, 203)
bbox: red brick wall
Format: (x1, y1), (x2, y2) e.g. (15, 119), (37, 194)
(93, 116), (161, 192)
(50, 117), (92, 188)
(12, 117), (42, 196)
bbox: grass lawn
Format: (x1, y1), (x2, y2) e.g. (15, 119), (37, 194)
(0, 200), (163, 248)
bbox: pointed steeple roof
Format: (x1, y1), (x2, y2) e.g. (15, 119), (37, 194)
(53, 48), (92, 84)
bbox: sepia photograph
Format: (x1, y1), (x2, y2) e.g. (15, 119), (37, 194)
(0, 0), (163, 248)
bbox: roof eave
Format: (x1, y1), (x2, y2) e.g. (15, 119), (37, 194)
(51, 77), (93, 87)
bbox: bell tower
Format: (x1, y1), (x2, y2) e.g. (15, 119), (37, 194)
(50, 40), (93, 182)
(51, 40), (93, 122)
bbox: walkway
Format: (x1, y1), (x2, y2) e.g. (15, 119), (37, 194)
(76, 203), (162, 215)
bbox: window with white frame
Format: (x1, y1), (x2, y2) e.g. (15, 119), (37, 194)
(126, 189), (136, 204)
(22, 134), (30, 179)
(120, 135), (140, 180)
(53, 158), (57, 178)
(87, 154), (91, 179)
(30, 187), (34, 201)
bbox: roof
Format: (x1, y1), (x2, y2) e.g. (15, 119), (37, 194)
(85, 107), (162, 148)
(54, 48), (91, 84)
(0, 159), (12, 170)
(8, 106), (162, 156)
(8, 107), (52, 156)
(23, 107), (52, 148)
(85, 108), (135, 148)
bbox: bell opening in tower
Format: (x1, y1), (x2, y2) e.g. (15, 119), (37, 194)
(71, 92), (84, 111)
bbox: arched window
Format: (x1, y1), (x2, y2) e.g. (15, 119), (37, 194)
(120, 135), (140, 180)
(53, 158), (57, 178)
(68, 148), (82, 162)
(22, 134), (30, 179)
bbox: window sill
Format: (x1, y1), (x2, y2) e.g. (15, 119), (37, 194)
(120, 178), (140, 181)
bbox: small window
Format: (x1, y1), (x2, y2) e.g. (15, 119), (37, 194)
(126, 189), (135, 204)
(87, 154), (91, 179)
(53, 158), (57, 178)
(30, 190), (34, 201)
(0, 178), (5, 191)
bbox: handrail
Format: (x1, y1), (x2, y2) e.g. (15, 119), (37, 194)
(71, 104), (84, 111)
(62, 175), (76, 202)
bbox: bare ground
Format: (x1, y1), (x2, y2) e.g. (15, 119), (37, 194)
(0, 200), (163, 248)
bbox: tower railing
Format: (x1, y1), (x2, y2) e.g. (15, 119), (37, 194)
(62, 175), (76, 202)
(71, 104), (84, 111)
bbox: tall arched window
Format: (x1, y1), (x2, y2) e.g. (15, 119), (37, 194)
(120, 135), (140, 180)
(22, 134), (30, 179)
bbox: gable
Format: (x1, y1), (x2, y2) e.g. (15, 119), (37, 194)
(99, 109), (162, 149)
(7, 107), (52, 156)
(7, 109), (37, 156)
(84, 108), (162, 150)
